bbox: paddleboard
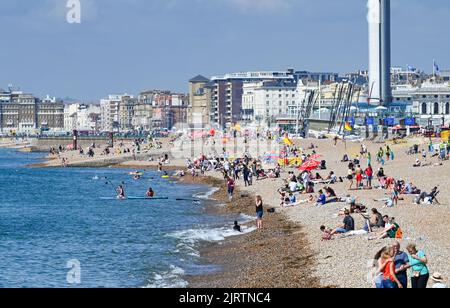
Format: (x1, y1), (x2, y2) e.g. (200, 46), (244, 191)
(100, 196), (168, 200)
(127, 196), (169, 200)
(100, 197), (126, 200)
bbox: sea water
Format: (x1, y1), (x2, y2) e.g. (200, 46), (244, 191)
(0, 149), (254, 288)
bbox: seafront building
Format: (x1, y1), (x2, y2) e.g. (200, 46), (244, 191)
(188, 75), (213, 127)
(99, 90), (187, 133)
(411, 82), (450, 127)
(241, 80), (311, 127)
(150, 91), (188, 130)
(100, 94), (128, 132)
(210, 70), (296, 128)
(0, 89), (64, 135)
(64, 103), (101, 132)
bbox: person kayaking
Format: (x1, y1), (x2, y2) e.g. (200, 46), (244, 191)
(116, 185), (125, 199)
(146, 187), (155, 198)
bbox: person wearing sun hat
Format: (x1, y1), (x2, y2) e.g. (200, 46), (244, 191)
(431, 273), (447, 289)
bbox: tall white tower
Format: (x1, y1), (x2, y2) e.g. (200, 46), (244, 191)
(367, 0), (391, 105)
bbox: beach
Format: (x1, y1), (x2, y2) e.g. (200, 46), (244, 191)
(3, 134), (449, 288)
(179, 175), (322, 288)
(220, 137), (449, 288)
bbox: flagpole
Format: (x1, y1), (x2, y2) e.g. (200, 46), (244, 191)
(433, 59), (435, 80)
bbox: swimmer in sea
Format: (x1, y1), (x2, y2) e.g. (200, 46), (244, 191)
(233, 221), (242, 233)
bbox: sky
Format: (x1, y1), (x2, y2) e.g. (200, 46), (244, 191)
(0, 0), (449, 101)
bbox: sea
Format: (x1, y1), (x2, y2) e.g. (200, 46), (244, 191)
(0, 149), (255, 288)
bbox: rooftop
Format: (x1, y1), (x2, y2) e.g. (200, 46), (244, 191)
(189, 75), (210, 83)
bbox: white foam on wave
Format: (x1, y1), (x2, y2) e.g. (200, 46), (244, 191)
(194, 187), (220, 200)
(144, 265), (188, 288)
(170, 225), (257, 244)
(239, 213), (256, 223)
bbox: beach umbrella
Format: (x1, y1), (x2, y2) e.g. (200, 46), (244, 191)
(298, 160), (321, 171)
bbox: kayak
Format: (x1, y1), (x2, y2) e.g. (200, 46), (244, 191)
(161, 175), (170, 179)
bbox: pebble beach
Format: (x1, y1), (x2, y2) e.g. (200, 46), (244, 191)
(7, 134), (449, 288)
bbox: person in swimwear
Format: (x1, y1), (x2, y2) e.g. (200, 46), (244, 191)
(116, 185), (125, 199)
(146, 187), (155, 198)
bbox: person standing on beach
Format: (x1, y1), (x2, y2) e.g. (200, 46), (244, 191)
(255, 195), (264, 229)
(365, 165), (373, 189)
(380, 246), (403, 288)
(355, 165), (363, 189)
(393, 241), (409, 288)
(227, 176), (235, 200)
(347, 167), (355, 190)
(404, 244), (429, 289)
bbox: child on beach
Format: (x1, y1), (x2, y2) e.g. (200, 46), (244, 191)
(227, 177), (235, 200)
(255, 195), (264, 229)
(316, 190), (327, 206)
(320, 226), (332, 241)
(233, 221), (242, 233)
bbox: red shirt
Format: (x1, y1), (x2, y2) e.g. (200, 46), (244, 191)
(227, 179), (235, 188)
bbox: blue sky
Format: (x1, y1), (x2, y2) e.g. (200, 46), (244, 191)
(0, 0), (449, 101)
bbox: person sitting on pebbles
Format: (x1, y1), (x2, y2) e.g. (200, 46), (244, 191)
(431, 272), (448, 289)
(330, 209), (355, 236)
(320, 226), (333, 241)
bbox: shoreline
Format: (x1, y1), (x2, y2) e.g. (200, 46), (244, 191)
(5, 146), (322, 288)
(178, 174), (323, 288)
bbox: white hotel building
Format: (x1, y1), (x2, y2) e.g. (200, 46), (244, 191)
(242, 80), (314, 126)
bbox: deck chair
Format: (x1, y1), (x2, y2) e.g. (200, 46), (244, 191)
(429, 191), (441, 205)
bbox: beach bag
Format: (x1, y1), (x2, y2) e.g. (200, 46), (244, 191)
(395, 227), (403, 239)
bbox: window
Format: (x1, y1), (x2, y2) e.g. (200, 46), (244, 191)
(446, 102), (450, 115)
(434, 102), (439, 115)
(422, 95), (427, 99)
(421, 103), (427, 115)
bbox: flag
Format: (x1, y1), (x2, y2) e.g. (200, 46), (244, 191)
(345, 122), (353, 131)
(434, 60), (440, 73)
(283, 134), (294, 146)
